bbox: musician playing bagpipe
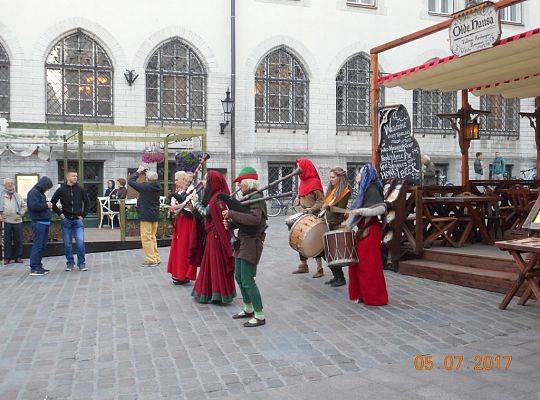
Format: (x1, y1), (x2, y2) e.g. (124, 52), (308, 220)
(222, 167), (268, 328)
(321, 167), (351, 287)
(293, 158), (325, 278)
(344, 163), (388, 306)
(191, 170), (236, 304)
(166, 171), (197, 286)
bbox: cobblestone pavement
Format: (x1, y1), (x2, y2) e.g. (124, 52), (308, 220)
(0, 217), (538, 400)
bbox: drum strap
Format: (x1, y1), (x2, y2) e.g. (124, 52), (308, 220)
(329, 206), (348, 214)
(356, 217), (376, 239)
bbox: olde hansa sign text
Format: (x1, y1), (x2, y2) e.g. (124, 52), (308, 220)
(450, 2), (501, 57)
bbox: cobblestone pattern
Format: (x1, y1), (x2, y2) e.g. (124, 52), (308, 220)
(0, 218), (538, 399)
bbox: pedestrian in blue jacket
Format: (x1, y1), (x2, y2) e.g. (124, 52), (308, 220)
(27, 176), (53, 275)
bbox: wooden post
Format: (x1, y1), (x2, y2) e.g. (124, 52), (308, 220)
(459, 90), (471, 187)
(414, 186), (424, 254)
(63, 135), (68, 181)
(119, 199), (126, 242)
(531, 96), (540, 180)
(370, 53), (379, 169)
(163, 137), (169, 197)
(77, 130), (84, 187)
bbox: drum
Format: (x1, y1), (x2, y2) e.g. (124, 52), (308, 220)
(289, 214), (328, 258)
(285, 212), (304, 230)
(323, 230), (359, 268)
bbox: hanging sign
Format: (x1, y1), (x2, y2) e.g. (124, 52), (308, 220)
(378, 105), (422, 185)
(450, 2), (501, 57)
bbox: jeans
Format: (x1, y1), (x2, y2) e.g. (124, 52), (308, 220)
(61, 218), (86, 267)
(3, 222), (24, 260)
(30, 222), (49, 269)
(140, 221), (160, 264)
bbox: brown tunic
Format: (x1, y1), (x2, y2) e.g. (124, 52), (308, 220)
(227, 193), (267, 266)
(325, 191), (351, 226)
(299, 190), (324, 213)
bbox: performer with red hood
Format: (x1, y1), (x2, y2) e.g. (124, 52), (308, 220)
(344, 164), (388, 306)
(293, 158), (325, 278)
(191, 170), (236, 303)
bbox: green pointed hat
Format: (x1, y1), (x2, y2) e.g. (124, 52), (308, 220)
(234, 166), (259, 183)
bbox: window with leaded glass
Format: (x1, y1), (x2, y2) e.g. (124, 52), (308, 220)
(336, 53), (376, 131)
(46, 31), (113, 122)
(268, 162), (298, 194)
(255, 48), (309, 130)
(0, 43), (9, 119)
(480, 95), (520, 138)
(146, 39), (207, 126)
(412, 89), (457, 134)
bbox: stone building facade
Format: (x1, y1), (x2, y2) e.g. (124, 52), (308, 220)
(0, 0), (537, 206)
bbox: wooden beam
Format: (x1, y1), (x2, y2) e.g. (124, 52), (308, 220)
(460, 90), (471, 187)
(370, 0), (527, 55)
(370, 53), (380, 168)
(81, 124), (206, 136)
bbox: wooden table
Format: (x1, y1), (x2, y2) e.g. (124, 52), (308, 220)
(495, 238), (540, 310)
(423, 196), (498, 247)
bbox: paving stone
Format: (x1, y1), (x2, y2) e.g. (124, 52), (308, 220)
(0, 218), (537, 399)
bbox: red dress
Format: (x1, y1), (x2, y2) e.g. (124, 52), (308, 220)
(167, 212), (197, 281)
(192, 171), (236, 304)
(348, 220), (388, 306)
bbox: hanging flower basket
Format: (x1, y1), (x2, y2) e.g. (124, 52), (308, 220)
(175, 151), (202, 173)
(142, 145), (164, 164)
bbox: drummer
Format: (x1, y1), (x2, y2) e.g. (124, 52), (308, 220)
(292, 158), (325, 278)
(321, 167), (351, 287)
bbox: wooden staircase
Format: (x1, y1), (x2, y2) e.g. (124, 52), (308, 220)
(399, 249), (519, 294)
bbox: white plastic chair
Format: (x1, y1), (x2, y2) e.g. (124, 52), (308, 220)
(97, 197), (119, 229)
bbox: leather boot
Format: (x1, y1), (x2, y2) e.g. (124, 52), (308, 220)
(312, 259), (324, 278)
(292, 262), (309, 274)
(331, 267), (346, 287)
(325, 266), (338, 284)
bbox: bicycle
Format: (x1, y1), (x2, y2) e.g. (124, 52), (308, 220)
(266, 192), (302, 217)
(520, 167), (536, 180)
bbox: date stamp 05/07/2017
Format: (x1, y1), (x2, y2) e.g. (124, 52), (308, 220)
(412, 354), (512, 372)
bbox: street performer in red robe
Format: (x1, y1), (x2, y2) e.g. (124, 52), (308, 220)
(167, 171), (197, 285)
(344, 163), (388, 306)
(191, 171), (236, 304)
(292, 158), (325, 278)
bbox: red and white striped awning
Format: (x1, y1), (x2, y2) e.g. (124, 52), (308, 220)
(379, 27), (540, 99)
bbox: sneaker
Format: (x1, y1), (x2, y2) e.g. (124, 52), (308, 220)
(79, 266), (88, 271)
(40, 268), (50, 274)
(3, 259), (11, 265)
(15, 258), (24, 264)
(65, 264), (74, 271)
(30, 269), (46, 276)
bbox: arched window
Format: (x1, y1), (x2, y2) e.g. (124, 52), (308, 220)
(146, 39), (207, 126)
(255, 47), (309, 130)
(480, 95), (520, 138)
(413, 89), (457, 134)
(46, 31), (113, 122)
(0, 43), (9, 118)
(336, 53), (378, 130)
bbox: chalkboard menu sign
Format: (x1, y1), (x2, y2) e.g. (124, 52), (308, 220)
(378, 105), (422, 185)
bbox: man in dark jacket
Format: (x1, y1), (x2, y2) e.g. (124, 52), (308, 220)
(27, 176), (53, 276)
(51, 171), (90, 271)
(128, 166), (162, 267)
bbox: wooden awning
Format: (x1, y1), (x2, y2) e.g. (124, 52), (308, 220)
(379, 27), (540, 99)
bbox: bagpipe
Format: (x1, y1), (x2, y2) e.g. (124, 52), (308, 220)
(174, 153), (210, 213)
(221, 166), (302, 214)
